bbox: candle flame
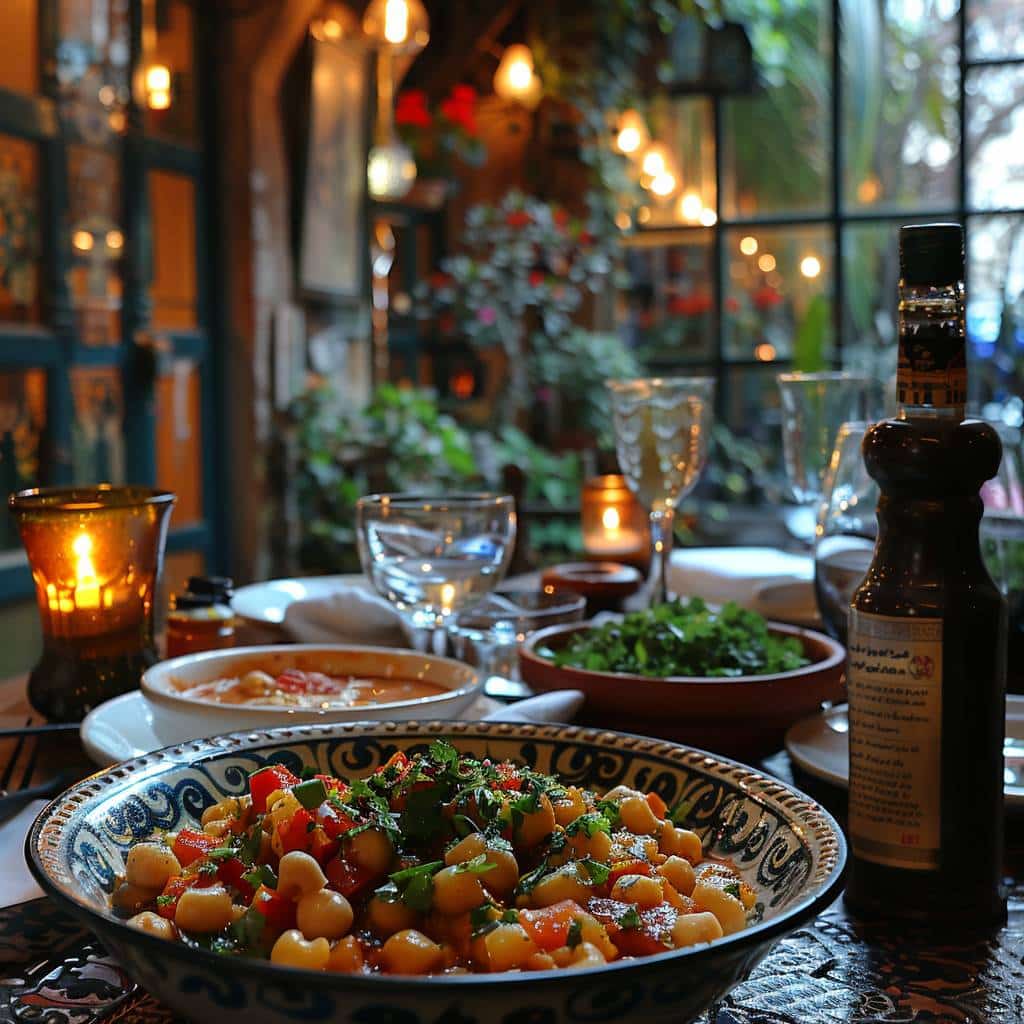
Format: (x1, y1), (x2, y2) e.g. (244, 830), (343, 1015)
(384, 0), (409, 43)
(602, 506), (621, 531)
(73, 533), (101, 610)
(440, 582), (456, 612)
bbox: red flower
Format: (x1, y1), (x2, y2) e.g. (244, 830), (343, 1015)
(396, 90), (431, 129)
(553, 208), (569, 229)
(724, 296), (740, 313)
(429, 271), (453, 288)
(578, 230), (595, 246)
(529, 270), (545, 288)
(441, 84), (478, 135)
(752, 286), (784, 310)
(505, 211), (531, 228)
(450, 84), (477, 105)
(668, 291), (712, 316)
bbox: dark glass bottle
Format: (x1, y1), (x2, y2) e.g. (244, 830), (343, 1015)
(845, 224), (1007, 925)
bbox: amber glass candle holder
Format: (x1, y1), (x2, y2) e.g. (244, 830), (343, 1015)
(580, 475), (650, 569)
(9, 486), (176, 721)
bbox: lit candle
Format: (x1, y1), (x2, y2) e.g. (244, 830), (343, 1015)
(72, 533), (102, 610)
(581, 475), (649, 566)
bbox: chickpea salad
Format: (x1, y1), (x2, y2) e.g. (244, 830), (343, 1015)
(113, 742), (755, 975)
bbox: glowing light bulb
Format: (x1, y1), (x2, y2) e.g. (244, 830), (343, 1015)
(758, 253), (776, 273)
(641, 144), (669, 179)
(679, 193), (703, 221)
(615, 110), (647, 156)
(362, 0), (428, 53)
(800, 255), (822, 278)
(145, 64), (171, 110)
(649, 171), (676, 197)
(367, 141), (417, 200)
(698, 207), (717, 226)
(72, 230), (94, 252)
(72, 534), (101, 610)
(754, 342), (777, 362)
(105, 230), (124, 250)
(384, 0), (409, 44)
(740, 235), (758, 256)
(494, 44), (540, 107)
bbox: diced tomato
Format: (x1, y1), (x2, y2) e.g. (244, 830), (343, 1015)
(276, 807), (314, 854)
(275, 669), (345, 696)
(314, 773), (345, 794)
(317, 800), (356, 840)
(249, 764), (300, 814)
(613, 904), (675, 957)
(309, 827), (340, 865)
(172, 828), (220, 868)
(381, 751), (409, 774)
(216, 856), (255, 903)
(517, 900), (586, 951)
(156, 875), (194, 919)
(607, 858), (651, 890)
(325, 854), (378, 899)
(646, 791), (668, 820)
(251, 884), (296, 933)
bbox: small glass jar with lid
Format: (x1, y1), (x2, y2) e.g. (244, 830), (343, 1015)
(166, 576), (235, 658)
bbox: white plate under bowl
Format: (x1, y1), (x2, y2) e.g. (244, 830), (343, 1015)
(231, 574), (366, 626)
(785, 696), (1024, 810)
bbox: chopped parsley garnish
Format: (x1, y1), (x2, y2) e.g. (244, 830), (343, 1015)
(242, 864), (277, 890)
(501, 908), (519, 923)
(723, 882), (742, 900)
(230, 905), (265, 949)
(578, 858), (610, 885)
(595, 799), (621, 827)
(617, 906), (643, 930)
(470, 902), (496, 935)
(514, 860), (551, 896)
(387, 860), (444, 912)
(237, 825), (263, 864)
(668, 798), (694, 827)
(566, 812), (611, 838)
(453, 854), (495, 875)
(155, 894), (173, 907)
(566, 918), (583, 949)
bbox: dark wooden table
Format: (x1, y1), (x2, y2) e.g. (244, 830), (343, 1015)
(1, 721), (1021, 1024)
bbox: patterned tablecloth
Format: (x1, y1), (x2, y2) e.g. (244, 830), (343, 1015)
(2, 745), (1022, 1024)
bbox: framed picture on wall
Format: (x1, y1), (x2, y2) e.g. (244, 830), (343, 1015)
(298, 37), (370, 302)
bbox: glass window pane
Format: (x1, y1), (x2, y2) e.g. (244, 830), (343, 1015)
(68, 144), (123, 345)
(0, 369), (47, 551)
(622, 230), (714, 366)
(721, 366), (783, 449)
(723, 225), (833, 364)
(144, 0), (196, 142)
(967, 0), (1024, 61)
(0, 0), (38, 94)
(70, 366), (125, 483)
(842, 0), (959, 212)
(644, 98), (716, 228)
(149, 170), (197, 329)
(0, 137), (41, 324)
(967, 64), (1024, 211)
(156, 357), (202, 523)
(966, 214), (1024, 406)
(720, 0), (830, 218)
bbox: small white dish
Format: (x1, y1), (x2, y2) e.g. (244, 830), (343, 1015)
(81, 691), (176, 764)
(231, 574), (365, 626)
(785, 696), (1024, 810)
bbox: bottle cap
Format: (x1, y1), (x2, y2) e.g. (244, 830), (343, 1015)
(187, 575), (234, 600)
(170, 592), (216, 611)
(899, 223), (963, 286)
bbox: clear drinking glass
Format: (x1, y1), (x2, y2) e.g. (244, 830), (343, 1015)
(451, 588), (586, 698)
(606, 377), (715, 607)
(778, 371), (872, 543)
(356, 493), (516, 648)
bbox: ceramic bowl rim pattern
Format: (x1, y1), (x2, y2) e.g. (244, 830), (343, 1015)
(141, 643), (482, 717)
(27, 719), (846, 993)
(520, 619), (845, 686)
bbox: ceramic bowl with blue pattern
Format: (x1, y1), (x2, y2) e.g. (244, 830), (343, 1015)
(27, 721), (846, 1024)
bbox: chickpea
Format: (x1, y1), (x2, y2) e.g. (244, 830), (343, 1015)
(552, 788), (587, 828)
(277, 851), (327, 900)
(576, 912), (618, 960)
(526, 952), (557, 971)
(660, 823), (703, 863)
(657, 855), (696, 896)
(474, 922), (538, 972)
(125, 843), (181, 891)
(344, 827), (394, 875)
(126, 910), (177, 940)
(365, 894), (419, 937)
(515, 794), (556, 849)
(431, 865), (487, 915)
(527, 864), (591, 908)
(671, 910), (723, 948)
(270, 929), (330, 970)
(618, 796), (660, 836)
(610, 873), (663, 908)
(444, 834), (518, 897)
(567, 941), (607, 969)
(297, 889), (354, 941)
(175, 885), (233, 933)
(381, 929), (444, 975)
(327, 935), (364, 973)
(111, 880), (161, 915)
(569, 827), (612, 863)
(692, 879), (747, 935)
(239, 670), (276, 696)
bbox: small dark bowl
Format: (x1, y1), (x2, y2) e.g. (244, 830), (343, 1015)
(519, 620), (845, 758)
(28, 721), (845, 1024)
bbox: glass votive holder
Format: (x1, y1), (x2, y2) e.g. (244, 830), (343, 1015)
(580, 474), (649, 568)
(9, 485), (176, 721)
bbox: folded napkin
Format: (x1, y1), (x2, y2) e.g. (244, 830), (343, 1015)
(667, 546), (818, 625)
(284, 584), (410, 647)
(485, 689), (584, 724)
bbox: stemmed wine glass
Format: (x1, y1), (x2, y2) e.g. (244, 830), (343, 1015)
(356, 493), (517, 650)
(606, 377), (715, 607)
(777, 371), (872, 543)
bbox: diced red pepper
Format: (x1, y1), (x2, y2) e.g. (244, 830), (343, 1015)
(276, 807), (315, 854)
(156, 875), (194, 919)
(607, 858), (652, 890)
(216, 856), (255, 903)
(314, 773), (345, 795)
(251, 884), (296, 933)
(172, 828), (221, 868)
(309, 827), (340, 865)
(613, 904), (675, 957)
(325, 854), (378, 899)
(249, 764), (300, 814)
(646, 791), (668, 820)
(317, 800), (356, 840)
(517, 900), (586, 951)
(494, 762), (523, 791)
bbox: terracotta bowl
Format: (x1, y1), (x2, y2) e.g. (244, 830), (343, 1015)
(519, 621), (845, 758)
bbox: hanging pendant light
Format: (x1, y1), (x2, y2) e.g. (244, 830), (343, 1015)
(614, 109), (648, 157)
(362, 0), (429, 54)
(494, 44), (542, 109)
(367, 139), (417, 200)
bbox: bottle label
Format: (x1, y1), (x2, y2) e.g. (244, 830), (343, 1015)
(897, 324), (967, 409)
(847, 609), (942, 870)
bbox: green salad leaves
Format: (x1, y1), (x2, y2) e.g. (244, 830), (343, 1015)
(545, 598), (810, 678)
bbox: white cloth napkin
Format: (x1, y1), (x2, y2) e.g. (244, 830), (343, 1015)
(4, 690), (585, 911)
(668, 546), (818, 625)
(284, 585), (410, 646)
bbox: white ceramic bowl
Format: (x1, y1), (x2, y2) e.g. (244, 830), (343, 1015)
(140, 644), (482, 738)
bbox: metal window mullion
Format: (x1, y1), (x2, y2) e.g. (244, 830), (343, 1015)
(831, 0), (842, 367)
(712, 93), (725, 421)
(959, 0), (969, 302)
